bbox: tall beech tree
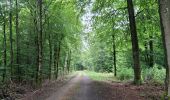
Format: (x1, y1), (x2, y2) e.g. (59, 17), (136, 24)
(127, 0), (141, 84)
(36, 0), (43, 85)
(159, 0), (170, 96)
(9, 0), (14, 79)
(1, 2), (7, 82)
(15, 0), (21, 82)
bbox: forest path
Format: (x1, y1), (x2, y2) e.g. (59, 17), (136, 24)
(23, 71), (164, 100)
(46, 72), (91, 100)
(44, 72), (143, 100)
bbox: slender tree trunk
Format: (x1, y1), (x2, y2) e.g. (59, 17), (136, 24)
(9, 0), (14, 80)
(64, 53), (68, 75)
(112, 34), (117, 76)
(127, 0), (141, 85)
(159, 0), (170, 96)
(149, 36), (154, 68)
(53, 45), (57, 79)
(39, 0), (43, 85)
(56, 40), (61, 79)
(67, 50), (71, 73)
(144, 42), (149, 66)
(2, 14), (7, 82)
(16, 0), (21, 82)
(112, 17), (117, 76)
(36, 0), (43, 85)
(48, 24), (52, 80)
(35, 13), (39, 84)
(158, 0), (168, 95)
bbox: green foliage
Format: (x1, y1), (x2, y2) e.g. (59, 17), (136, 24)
(0, 0), (84, 85)
(82, 0), (166, 85)
(142, 65), (166, 83)
(84, 71), (116, 82)
(0, 0), (166, 93)
(117, 67), (133, 81)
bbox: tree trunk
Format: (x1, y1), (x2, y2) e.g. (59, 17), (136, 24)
(64, 53), (68, 75)
(144, 42), (149, 66)
(53, 45), (57, 79)
(149, 36), (154, 68)
(127, 0), (141, 85)
(159, 0), (170, 96)
(36, 0), (43, 86)
(16, 0), (21, 82)
(55, 40), (61, 79)
(112, 34), (117, 76)
(34, 12), (39, 85)
(9, 0), (14, 80)
(2, 13), (7, 82)
(48, 24), (52, 80)
(67, 50), (71, 73)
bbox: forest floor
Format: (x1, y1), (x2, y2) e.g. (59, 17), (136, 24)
(20, 71), (164, 100)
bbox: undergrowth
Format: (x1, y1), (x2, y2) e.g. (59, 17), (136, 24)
(84, 71), (117, 82)
(84, 64), (166, 84)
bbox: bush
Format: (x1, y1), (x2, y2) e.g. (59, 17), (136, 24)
(117, 67), (133, 81)
(85, 71), (116, 81)
(142, 64), (165, 83)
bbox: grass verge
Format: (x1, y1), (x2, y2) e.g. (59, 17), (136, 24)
(84, 70), (117, 82)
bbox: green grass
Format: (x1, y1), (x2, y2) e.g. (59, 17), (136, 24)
(78, 66), (165, 84)
(84, 70), (117, 82)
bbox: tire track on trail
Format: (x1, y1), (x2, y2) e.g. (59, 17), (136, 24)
(46, 72), (87, 100)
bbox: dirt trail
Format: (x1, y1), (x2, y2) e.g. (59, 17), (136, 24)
(46, 72), (88, 100)
(23, 72), (163, 100)
(45, 72), (141, 100)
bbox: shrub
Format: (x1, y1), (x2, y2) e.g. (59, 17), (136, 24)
(117, 67), (133, 81)
(142, 64), (165, 83)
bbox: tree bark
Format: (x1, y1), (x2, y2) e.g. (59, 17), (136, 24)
(48, 22), (52, 80)
(53, 45), (57, 79)
(36, 0), (43, 86)
(127, 0), (141, 85)
(111, 16), (117, 76)
(16, 0), (21, 82)
(67, 50), (71, 73)
(2, 12), (7, 82)
(149, 36), (154, 68)
(56, 40), (61, 79)
(64, 53), (68, 75)
(112, 34), (117, 76)
(144, 42), (149, 65)
(159, 0), (170, 96)
(9, 0), (14, 80)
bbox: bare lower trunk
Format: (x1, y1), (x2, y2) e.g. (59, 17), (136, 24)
(149, 36), (154, 68)
(16, 0), (21, 82)
(127, 0), (141, 85)
(158, 0), (168, 94)
(56, 40), (61, 79)
(53, 45), (57, 79)
(64, 53), (68, 75)
(36, 0), (43, 86)
(67, 50), (71, 73)
(159, 0), (170, 96)
(2, 14), (7, 82)
(48, 29), (52, 80)
(144, 43), (149, 65)
(9, 0), (14, 80)
(112, 35), (117, 76)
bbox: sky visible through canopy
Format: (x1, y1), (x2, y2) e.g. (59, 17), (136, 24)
(81, 1), (94, 51)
